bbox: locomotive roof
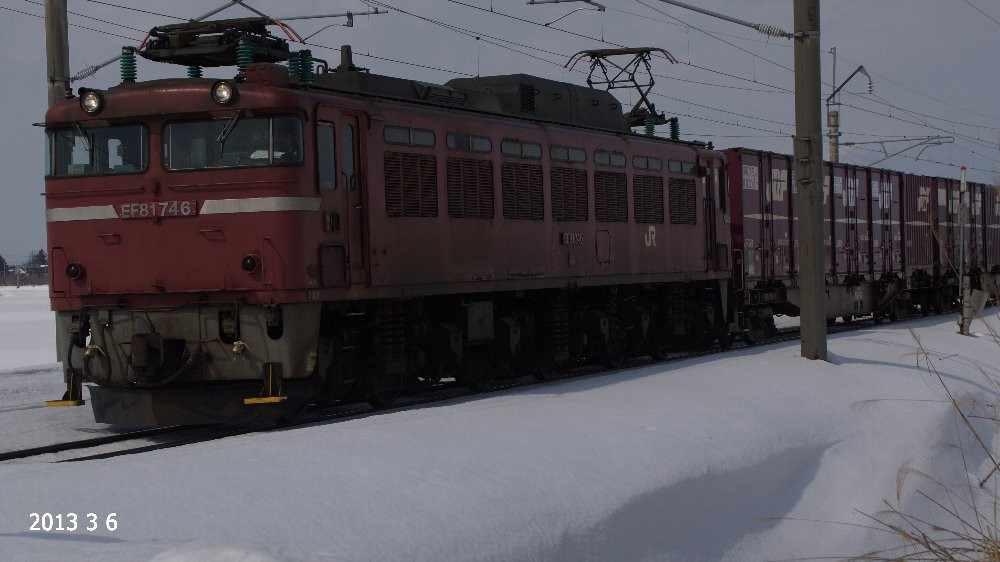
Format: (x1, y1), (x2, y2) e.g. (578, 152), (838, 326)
(311, 69), (629, 134)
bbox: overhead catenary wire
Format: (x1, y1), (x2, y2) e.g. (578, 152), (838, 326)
(57, 0), (1000, 149)
(14, 0), (997, 178)
(444, 0), (795, 93)
(77, 0), (182, 21)
(8, 0), (791, 139)
(22, 0), (147, 33)
(835, 52), (1000, 124)
(845, 143), (996, 174)
(961, 0), (1000, 29)
(649, 0), (792, 39)
(380, 0), (990, 175)
(0, 5), (141, 42)
(356, 1), (998, 172)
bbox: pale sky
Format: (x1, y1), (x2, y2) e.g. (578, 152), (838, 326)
(1, 0), (998, 264)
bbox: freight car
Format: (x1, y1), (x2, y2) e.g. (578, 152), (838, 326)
(726, 148), (999, 342)
(44, 21), (732, 426)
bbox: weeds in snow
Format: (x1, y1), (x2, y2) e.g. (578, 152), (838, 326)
(850, 327), (1000, 560)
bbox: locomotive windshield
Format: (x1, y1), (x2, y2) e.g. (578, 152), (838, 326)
(163, 114), (302, 170)
(47, 124), (148, 177)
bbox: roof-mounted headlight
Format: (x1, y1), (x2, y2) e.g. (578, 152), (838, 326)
(79, 90), (103, 114)
(212, 81), (237, 105)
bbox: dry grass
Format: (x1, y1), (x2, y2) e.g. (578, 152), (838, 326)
(850, 325), (1000, 561)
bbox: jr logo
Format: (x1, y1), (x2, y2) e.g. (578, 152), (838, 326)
(644, 226), (657, 247)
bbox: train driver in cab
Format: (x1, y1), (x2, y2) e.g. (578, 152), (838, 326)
(275, 126), (301, 163)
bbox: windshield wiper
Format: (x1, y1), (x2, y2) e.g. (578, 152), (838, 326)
(71, 122), (91, 152)
(216, 110), (242, 145)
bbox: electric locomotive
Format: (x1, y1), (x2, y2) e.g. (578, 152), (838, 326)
(44, 19), (733, 426)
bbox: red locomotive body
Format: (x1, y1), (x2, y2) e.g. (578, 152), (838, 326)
(45, 49), (732, 425)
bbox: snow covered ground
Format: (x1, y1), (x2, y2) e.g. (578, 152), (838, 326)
(2, 286), (1000, 561)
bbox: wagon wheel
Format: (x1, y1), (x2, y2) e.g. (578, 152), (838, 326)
(366, 368), (405, 408)
(933, 291), (946, 314)
(744, 320), (767, 346)
(461, 349), (498, 392)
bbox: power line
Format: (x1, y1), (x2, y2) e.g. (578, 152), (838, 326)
(846, 143), (996, 174)
(0, 4), (141, 41)
(303, 42), (474, 77)
(444, 0), (794, 93)
(843, 91), (1000, 133)
(836, 52), (1000, 124)
(606, 4), (792, 49)
(961, 0), (1000, 28)
(22, 0), (148, 34)
(633, 0), (794, 73)
(628, 0), (1000, 134)
(838, 101), (998, 152)
(651, 92), (793, 128)
(77, 0), (182, 21)
(21, 0), (995, 178)
(679, 133), (788, 139)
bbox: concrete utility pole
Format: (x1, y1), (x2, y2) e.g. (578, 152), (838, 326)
(827, 47), (839, 162)
(793, 0), (827, 360)
(45, 0), (69, 107)
(959, 166), (972, 335)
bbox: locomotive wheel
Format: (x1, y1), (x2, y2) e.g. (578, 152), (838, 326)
(602, 339), (626, 368)
(649, 329), (672, 360)
(531, 353), (558, 381)
(717, 327), (733, 350)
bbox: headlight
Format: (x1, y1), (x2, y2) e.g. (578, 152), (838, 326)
(79, 90), (103, 114)
(212, 81), (236, 105)
(65, 262), (85, 280)
(241, 254), (259, 273)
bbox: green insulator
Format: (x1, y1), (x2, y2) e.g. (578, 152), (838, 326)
(644, 115), (655, 137)
(187, 65), (202, 78)
(120, 46), (137, 84)
(287, 55), (301, 79)
(300, 50), (314, 83)
(668, 117), (679, 141)
(236, 40), (254, 72)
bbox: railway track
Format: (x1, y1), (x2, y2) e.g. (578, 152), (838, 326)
(0, 313), (927, 465)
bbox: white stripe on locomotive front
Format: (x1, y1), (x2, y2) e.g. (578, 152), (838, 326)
(46, 205), (118, 222)
(46, 197), (322, 222)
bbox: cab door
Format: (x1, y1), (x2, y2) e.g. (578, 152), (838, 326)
(703, 155), (718, 271)
(316, 106), (366, 287)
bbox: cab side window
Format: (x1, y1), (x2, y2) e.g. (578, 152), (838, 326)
(318, 122), (336, 190)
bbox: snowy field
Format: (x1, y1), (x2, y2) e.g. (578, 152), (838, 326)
(2, 286), (1000, 561)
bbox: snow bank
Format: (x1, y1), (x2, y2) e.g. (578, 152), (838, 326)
(0, 286), (54, 368)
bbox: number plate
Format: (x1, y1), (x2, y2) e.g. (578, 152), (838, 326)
(118, 200), (198, 219)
